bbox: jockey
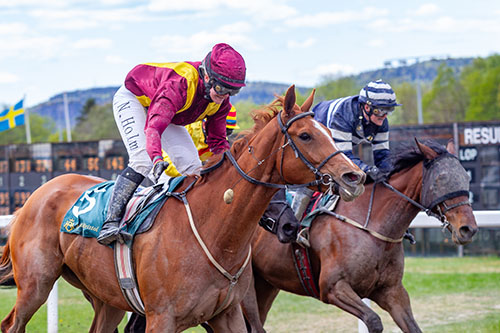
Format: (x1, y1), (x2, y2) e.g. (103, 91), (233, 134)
(292, 79), (401, 218)
(97, 43), (246, 245)
(161, 104), (239, 179)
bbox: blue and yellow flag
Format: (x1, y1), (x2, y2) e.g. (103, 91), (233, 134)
(0, 99), (25, 132)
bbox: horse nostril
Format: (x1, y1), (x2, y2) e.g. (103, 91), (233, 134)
(283, 224), (298, 236)
(459, 225), (477, 239)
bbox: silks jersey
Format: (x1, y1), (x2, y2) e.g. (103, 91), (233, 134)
(313, 96), (391, 172)
(124, 61), (231, 161)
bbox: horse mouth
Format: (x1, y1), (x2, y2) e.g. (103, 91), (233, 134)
(339, 185), (364, 202)
(451, 225), (478, 245)
(338, 172), (365, 201)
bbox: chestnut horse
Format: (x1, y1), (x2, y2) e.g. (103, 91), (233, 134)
(0, 85), (365, 333)
(242, 139), (478, 333)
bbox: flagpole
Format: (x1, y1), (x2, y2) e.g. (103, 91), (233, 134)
(24, 94), (32, 144)
(63, 92), (72, 142)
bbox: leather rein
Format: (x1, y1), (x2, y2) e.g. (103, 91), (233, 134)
(223, 111), (342, 190)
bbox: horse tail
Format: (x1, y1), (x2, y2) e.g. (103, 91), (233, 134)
(0, 213), (17, 286)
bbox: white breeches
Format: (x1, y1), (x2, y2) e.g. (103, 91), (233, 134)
(113, 85), (202, 180)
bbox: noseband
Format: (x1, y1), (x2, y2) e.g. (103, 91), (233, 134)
(224, 111), (342, 190)
(259, 199), (290, 234)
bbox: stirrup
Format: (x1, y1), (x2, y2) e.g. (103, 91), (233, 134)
(117, 230), (133, 244)
(97, 223), (120, 245)
(296, 228), (311, 248)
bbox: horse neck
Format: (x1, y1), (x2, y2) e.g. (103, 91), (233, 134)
(354, 162), (425, 240)
(373, 162), (423, 238)
(194, 123), (286, 265)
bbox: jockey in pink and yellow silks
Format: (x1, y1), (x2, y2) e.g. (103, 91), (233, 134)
(98, 43), (246, 245)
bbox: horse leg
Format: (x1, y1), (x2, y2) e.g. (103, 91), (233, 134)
(84, 293), (125, 333)
(206, 304), (247, 333)
(144, 313), (176, 333)
(1, 274), (59, 333)
(1, 238), (63, 333)
(325, 280), (383, 333)
(240, 273), (278, 333)
(370, 283), (422, 333)
(253, 273), (280, 326)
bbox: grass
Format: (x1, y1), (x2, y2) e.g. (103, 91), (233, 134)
(0, 257), (499, 332)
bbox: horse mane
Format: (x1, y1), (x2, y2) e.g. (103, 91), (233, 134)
(389, 139), (447, 176)
(203, 98), (282, 170)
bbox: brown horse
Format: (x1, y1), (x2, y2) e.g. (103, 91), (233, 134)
(242, 139), (478, 333)
(0, 85), (365, 333)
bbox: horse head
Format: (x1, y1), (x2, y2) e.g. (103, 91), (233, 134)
(416, 139), (478, 245)
(259, 189), (299, 243)
(277, 85), (365, 200)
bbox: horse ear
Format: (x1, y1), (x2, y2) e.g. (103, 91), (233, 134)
(415, 137), (438, 159)
(284, 85), (297, 117)
(301, 88), (316, 112)
(446, 139), (457, 156)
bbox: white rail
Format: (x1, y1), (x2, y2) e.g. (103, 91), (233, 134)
(1, 211), (500, 333)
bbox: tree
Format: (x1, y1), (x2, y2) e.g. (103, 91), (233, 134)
(72, 103), (120, 141)
(461, 55), (500, 121)
(422, 64), (467, 123)
(0, 113), (56, 144)
(77, 98), (96, 123)
(232, 100), (259, 131)
(390, 82), (419, 125)
(315, 76), (358, 102)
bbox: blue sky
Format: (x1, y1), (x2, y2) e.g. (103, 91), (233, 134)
(1, 0), (499, 107)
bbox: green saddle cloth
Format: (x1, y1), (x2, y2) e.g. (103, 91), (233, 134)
(61, 177), (186, 239)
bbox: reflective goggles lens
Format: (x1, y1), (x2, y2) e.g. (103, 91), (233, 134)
(213, 80), (241, 96)
(372, 106), (395, 117)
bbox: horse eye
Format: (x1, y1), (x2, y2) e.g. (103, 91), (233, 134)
(299, 133), (311, 141)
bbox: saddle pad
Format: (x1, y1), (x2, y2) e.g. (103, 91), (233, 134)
(60, 177), (186, 239)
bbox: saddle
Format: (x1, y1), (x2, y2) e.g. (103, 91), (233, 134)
(61, 177), (188, 315)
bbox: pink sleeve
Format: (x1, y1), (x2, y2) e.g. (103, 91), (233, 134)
(204, 101), (231, 154)
(144, 82), (187, 161)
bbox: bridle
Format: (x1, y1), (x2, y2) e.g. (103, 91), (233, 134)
(300, 152), (472, 245)
(224, 111), (342, 190)
(373, 153), (471, 232)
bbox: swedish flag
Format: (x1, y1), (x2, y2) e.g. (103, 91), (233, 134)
(0, 99), (24, 132)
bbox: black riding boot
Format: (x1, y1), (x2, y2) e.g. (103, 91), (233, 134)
(97, 167), (144, 245)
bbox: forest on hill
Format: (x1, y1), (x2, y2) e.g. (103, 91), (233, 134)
(1, 54), (499, 144)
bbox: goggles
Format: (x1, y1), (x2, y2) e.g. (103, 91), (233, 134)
(212, 79), (241, 96)
(371, 106), (395, 117)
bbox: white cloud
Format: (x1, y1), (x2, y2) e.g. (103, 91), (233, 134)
(0, 35), (65, 60)
(312, 63), (356, 78)
(289, 7), (388, 27)
(0, 72), (19, 84)
(28, 6), (149, 31)
(368, 39), (386, 47)
(415, 4), (439, 16)
(287, 38), (316, 49)
(72, 38), (112, 49)
(151, 22), (258, 57)
(0, 0), (68, 8)
(0, 23), (29, 35)
(148, 0), (297, 21)
(105, 55), (127, 64)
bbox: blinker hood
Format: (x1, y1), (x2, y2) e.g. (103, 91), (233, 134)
(421, 153), (470, 210)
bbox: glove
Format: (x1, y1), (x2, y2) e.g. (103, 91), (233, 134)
(151, 156), (170, 184)
(366, 166), (387, 183)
